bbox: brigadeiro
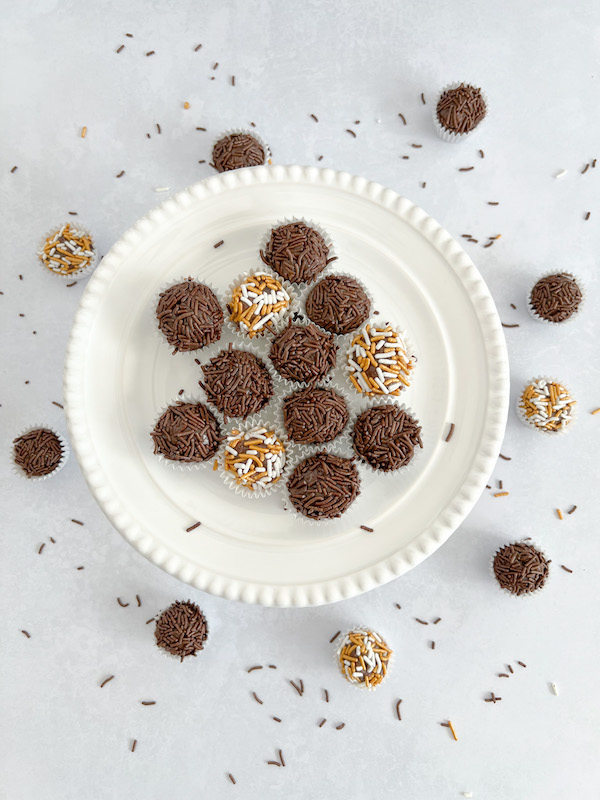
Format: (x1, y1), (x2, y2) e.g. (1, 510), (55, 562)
(211, 131), (268, 172)
(492, 541), (550, 596)
(283, 386), (349, 445)
(353, 404), (422, 472)
(154, 600), (208, 661)
(151, 402), (221, 463)
(269, 322), (337, 385)
(305, 275), (371, 335)
(434, 82), (488, 142)
(528, 272), (583, 324)
(517, 377), (576, 434)
(260, 221), (335, 285)
(201, 346), (273, 420)
(156, 278), (223, 353)
(336, 628), (393, 690)
(287, 452), (360, 520)
(12, 427), (69, 479)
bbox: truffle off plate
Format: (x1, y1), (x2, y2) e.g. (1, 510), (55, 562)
(64, 166), (509, 606)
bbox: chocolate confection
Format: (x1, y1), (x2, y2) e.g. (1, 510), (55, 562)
(156, 279), (223, 352)
(353, 405), (422, 471)
(305, 275), (371, 335)
(154, 600), (208, 661)
(492, 542), (550, 596)
(260, 222), (334, 284)
(13, 428), (63, 477)
(211, 133), (266, 172)
(201, 346), (273, 420)
(283, 387), (349, 444)
(151, 402), (221, 462)
(287, 452), (360, 520)
(270, 322), (337, 384)
(436, 83), (487, 134)
(529, 273), (582, 323)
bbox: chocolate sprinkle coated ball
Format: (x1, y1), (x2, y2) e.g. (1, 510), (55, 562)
(305, 275), (371, 335)
(287, 452), (360, 520)
(492, 542), (550, 596)
(154, 600), (208, 661)
(13, 428), (63, 477)
(260, 222), (333, 284)
(436, 83), (487, 134)
(283, 387), (349, 445)
(151, 402), (221, 462)
(269, 322), (337, 384)
(211, 133), (266, 172)
(353, 405), (422, 472)
(156, 279), (223, 353)
(530, 273), (583, 323)
(202, 348), (273, 420)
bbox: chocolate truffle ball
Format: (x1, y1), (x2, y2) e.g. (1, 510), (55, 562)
(492, 542), (550, 596)
(260, 222), (334, 284)
(156, 279), (223, 353)
(270, 322), (337, 384)
(151, 402), (221, 462)
(529, 273), (583, 323)
(211, 133), (266, 172)
(436, 83), (487, 135)
(201, 348), (273, 420)
(154, 600), (208, 661)
(283, 387), (349, 445)
(287, 452), (360, 520)
(305, 275), (371, 335)
(353, 405), (422, 471)
(13, 428), (64, 478)
(518, 378), (575, 432)
(337, 628), (393, 690)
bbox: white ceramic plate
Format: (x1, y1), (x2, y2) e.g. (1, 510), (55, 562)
(64, 166), (509, 607)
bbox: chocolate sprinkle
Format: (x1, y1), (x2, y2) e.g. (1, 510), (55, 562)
(13, 428), (63, 477)
(202, 348), (273, 419)
(396, 699), (402, 720)
(156, 279), (223, 352)
(252, 692), (263, 705)
(329, 631), (341, 643)
(318, 718), (326, 727)
(228, 774), (236, 784)
(213, 240), (224, 248)
(117, 598), (129, 607)
(136, 595), (141, 606)
(561, 565), (573, 573)
(38, 543), (45, 554)
(151, 402), (221, 462)
(444, 422), (455, 442)
(311, 114), (319, 122)
(492, 542), (550, 595)
(360, 525), (374, 532)
(21, 630), (30, 638)
(436, 83), (486, 134)
(269, 322), (337, 384)
(185, 522), (201, 532)
(287, 452), (360, 520)
(305, 275), (371, 335)
(398, 113), (406, 125)
(335, 723), (345, 730)
(71, 519), (84, 525)
(247, 665), (263, 673)
(283, 386), (349, 445)
(260, 222), (333, 284)
(131, 740), (137, 752)
(530, 273), (583, 323)
(353, 405), (422, 472)
(211, 133), (266, 172)
(154, 600), (208, 661)
(100, 675), (114, 688)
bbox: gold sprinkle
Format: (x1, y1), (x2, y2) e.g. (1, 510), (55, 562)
(494, 492), (509, 498)
(81, 126), (87, 138)
(556, 508), (563, 520)
(183, 101), (190, 109)
(448, 720), (458, 741)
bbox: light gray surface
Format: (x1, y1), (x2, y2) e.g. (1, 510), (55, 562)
(1, 1), (599, 797)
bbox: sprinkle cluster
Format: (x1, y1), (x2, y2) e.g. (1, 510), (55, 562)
(347, 324), (413, 396)
(228, 273), (291, 338)
(224, 427), (286, 490)
(38, 223), (95, 276)
(519, 378), (575, 431)
(337, 628), (392, 689)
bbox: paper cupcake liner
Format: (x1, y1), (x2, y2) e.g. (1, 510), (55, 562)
(526, 271), (586, 327)
(516, 375), (577, 436)
(151, 276), (225, 353)
(334, 627), (393, 691)
(218, 414), (296, 499)
(11, 424), (70, 481)
(343, 318), (416, 403)
(151, 397), (223, 471)
(210, 128), (272, 171)
(282, 447), (362, 528)
(489, 539), (550, 599)
(301, 270), (376, 344)
(224, 267), (300, 343)
(351, 399), (423, 478)
(432, 82), (489, 143)
(277, 379), (355, 458)
(37, 223), (99, 282)
(258, 217), (338, 291)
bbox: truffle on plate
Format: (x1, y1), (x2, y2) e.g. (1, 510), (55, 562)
(283, 386), (349, 445)
(287, 452), (360, 520)
(346, 323), (414, 397)
(353, 404), (422, 472)
(269, 322), (337, 384)
(305, 275), (371, 335)
(223, 425), (286, 492)
(151, 402), (221, 463)
(260, 222), (334, 284)
(156, 279), (223, 352)
(227, 273), (291, 338)
(201, 347), (273, 420)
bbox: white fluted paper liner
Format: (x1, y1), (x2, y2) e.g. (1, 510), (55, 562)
(210, 128), (272, 171)
(282, 448), (362, 528)
(224, 267), (300, 343)
(343, 318), (416, 403)
(351, 399), (424, 479)
(258, 217), (338, 291)
(267, 316), (340, 393)
(11, 424), (70, 481)
(151, 276), (225, 353)
(432, 81), (489, 143)
(277, 379), (354, 458)
(151, 397), (223, 471)
(37, 222), (99, 282)
(334, 627), (393, 691)
(489, 539), (550, 599)
(302, 270), (376, 343)
(526, 271), (586, 327)
(218, 415), (296, 499)
(516, 375), (577, 436)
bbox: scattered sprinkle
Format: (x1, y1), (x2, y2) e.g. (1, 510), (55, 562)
(116, 170), (125, 178)
(279, 749), (285, 766)
(186, 521), (201, 532)
(38, 543), (45, 554)
(154, 187), (169, 192)
(267, 761), (280, 767)
(335, 723), (345, 730)
(71, 519), (84, 525)
(498, 673), (509, 678)
(448, 720), (458, 740)
(510, 303), (517, 309)
(422, 181), (426, 188)
(117, 597), (129, 607)
(247, 665), (263, 673)
(502, 323), (519, 328)
(212, 62), (219, 69)
(561, 565), (573, 573)
(136, 595), (141, 607)
(555, 169), (567, 179)
(508, 665), (514, 673)
(289, 680), (303, 696)
(488, 201), (499, 205)
(10, 165), (17, 173)
(81, 126), (87, 138)
(431, 641), (435, 650)
(585, 212), (591, 220)
(444, 422), (455, 442)
(76, 566), (84, 570)
(329, 630), (341, 643)
(66, 282), (76, 287)
(459, 166), (475, 172)
(593, 159), (597, 168)
(213, 240), (224, 248)
(479, 149), (485, 158)
(396, 699), (402, 720)
(272, 717), (281, 722)
(411, 143), (422, 149)
(252, 692), (263, 705)
(591, 408), (600, 415)
(440, 722), (450, 727)
(125, 33), (133, 38)
(228, 774), (236, 784)
(415, 618), (428, 625)
(567, 505), (577, 515)
(318, 718), (326, 727)
(484, 693), (502, 703)
(323, 689), (329, 702)
(551, 682), (559, 696)
(49, 537), (55, 544)
(146, 50), (155, 56)
(317, 155), (323, 161)
(398, 113), (407, 125)
(21, 630), (31, 638)
(194, 44), (202, 52)
(360, 524), (374, 532)
(116, 45), (124, 54)
(141, 701), (156, 706)
(499, 480), (503, 490)
(433, 617), (441, 624)
(581, 163), (589, 174)
(517, 661), (527, 668)
(131, 739), (137, 752)
(231, 76), (235, 86)
(346, 129), (357, 138)
(420, 93), (426, 105)
(494, 492), (509, 497)
(556, 508), (563, 520)
(183, 102), (190, 110)
(145, 618), (155, 624)
(395, 603), (402, 610)
(156, 123), (161, 134)
(68, 211), (78, 216)
(100, 675), (115, 688)
(483, 242), (494, 248)
(310, 114), (319, 122)
(499, 453), (511, 461)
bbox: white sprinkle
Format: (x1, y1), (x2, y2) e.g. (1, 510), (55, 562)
(554, 169), (567, 179)
(154, 187), (170, 192)
(463, 794), (473, 798)
(551, 682), (559, 696)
